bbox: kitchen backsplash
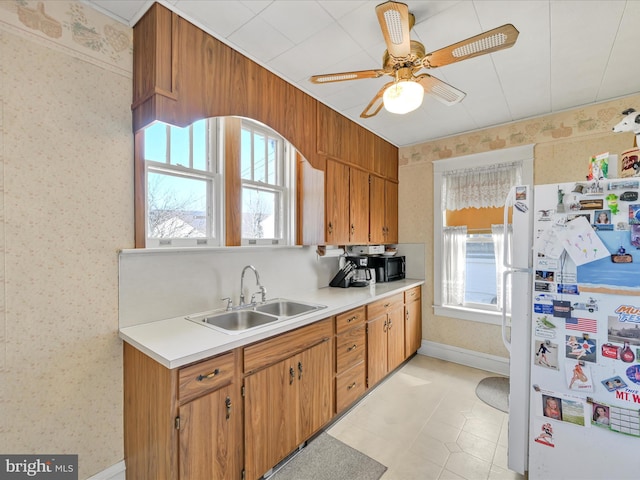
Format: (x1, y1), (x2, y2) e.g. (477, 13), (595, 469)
(119, 244), (425, 328)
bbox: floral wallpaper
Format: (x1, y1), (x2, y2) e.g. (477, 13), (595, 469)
(400, 96), (640, 166)
(0, 0), (132, 74)
(0, 1), (133, 477)
(399, 93), (640, 360)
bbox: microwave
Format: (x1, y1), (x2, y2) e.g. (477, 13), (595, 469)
(367, 255), (405, 283)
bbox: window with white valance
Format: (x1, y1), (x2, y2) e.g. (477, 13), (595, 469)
(433, 145), (534, 325)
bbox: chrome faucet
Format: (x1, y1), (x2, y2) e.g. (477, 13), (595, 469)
(240, 265), (267, 306)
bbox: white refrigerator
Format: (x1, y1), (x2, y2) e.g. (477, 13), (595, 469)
(504, 180), (640, 479)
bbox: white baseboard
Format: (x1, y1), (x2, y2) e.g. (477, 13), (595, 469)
(87, 460), (125, 480)
(418, 340), (510, 376)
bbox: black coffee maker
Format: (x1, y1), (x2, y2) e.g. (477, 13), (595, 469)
(330, 256), (372, 288)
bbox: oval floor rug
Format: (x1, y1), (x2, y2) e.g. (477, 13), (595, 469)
(476, 376), (509, 413)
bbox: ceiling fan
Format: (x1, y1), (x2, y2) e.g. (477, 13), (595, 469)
(310, 0), (519, 118)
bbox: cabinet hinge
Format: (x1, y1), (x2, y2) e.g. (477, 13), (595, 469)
(241, 385), (245, 397)
(175, 416), (180, 430)
(242, 469), (245, 480)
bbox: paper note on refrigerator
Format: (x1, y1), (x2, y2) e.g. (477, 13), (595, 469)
(534, 223), (566, 259)
(562, 216), (609, 266)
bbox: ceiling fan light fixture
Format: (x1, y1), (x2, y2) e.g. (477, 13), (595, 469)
(383, 80), (424, 114)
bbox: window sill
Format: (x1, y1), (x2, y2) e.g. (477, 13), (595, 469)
(433, 305), (508, 326)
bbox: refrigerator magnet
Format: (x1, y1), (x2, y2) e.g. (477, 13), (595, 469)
(625, 365), (640, 385)
(566, 361), (593, 392)
(565, 335), (597, 363)
(591, 403), (611, 427)
(553, 300), (572, 318)
(534, 422), (555, 447)
(601, 375), (627, 392)
(535, 340), (559, 370)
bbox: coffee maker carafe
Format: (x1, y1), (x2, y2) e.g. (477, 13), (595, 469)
(329, 256), (375, 288)
(347, 256), (372, 287)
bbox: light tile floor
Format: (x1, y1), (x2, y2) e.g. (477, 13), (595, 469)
(109, 355), (525, 480)
(327, 354), (526, 480)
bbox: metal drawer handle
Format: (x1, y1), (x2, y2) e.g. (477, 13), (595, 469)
(347, 382), (357, 390)
(347, 315), (357, 323)
(196, 368), (220, 381)
(347, 344), (357, 352)
(383, 302), (391, 308)
(225, 397), (232, 420)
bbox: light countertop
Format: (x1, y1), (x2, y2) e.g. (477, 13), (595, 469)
(119, 279), (424, 369)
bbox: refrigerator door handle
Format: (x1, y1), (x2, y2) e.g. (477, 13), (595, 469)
(501, 269), (513, 353)
(503, 186), (515, 269)
(502, 267), (531, 353)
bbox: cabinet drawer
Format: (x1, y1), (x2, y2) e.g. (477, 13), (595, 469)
(336, 324), (366, 373)
(244, 318), (333, 374)
(335, 362), (366, 413)
(179, 351), (235, 404)
(405, 286), (421, 303)
(367, 293), (403, 319)
(335, 306), (365, 336)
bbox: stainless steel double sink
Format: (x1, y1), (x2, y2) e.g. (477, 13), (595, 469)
(186, 299), (326, 335)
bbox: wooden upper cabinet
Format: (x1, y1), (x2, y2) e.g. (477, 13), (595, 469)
(325, 160), (350, 245)
(373, 135), (399, 181)
(369, 176), (386, 245)
(385, 180), (399, 243)
(370, 176), (399, 245)
(317, 103), (374, 172)
(316, 103), (346, 160)
(132, 3), (319, 169)
(349, 169), (369, 244)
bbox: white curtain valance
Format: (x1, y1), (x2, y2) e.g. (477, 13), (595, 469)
(443, 161), (522, 211)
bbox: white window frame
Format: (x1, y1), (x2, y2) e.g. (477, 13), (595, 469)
(240, 119), (295, 246)
(433, 144), (534, 325)
(144, 119), (223, 248)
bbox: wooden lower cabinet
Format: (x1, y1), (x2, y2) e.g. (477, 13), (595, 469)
(404, 286), (422, 358)
(366, 293), (405, 387)
(244, 322), (333, 480)
(123, 344), (242, 480)
(335, 307), (367, 413)
(123, 287), (421, 480)
(179, 384), (241, 480)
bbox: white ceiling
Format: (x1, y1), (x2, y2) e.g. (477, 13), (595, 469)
(84, 0), (640, 147)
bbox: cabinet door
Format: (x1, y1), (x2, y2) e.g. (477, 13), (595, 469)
(349, 169), (370, 244)
(385, 180), (399, 244)
(179, 384), (242, 480)
(245, 359), (297, 480)
(369, 175), (386, 244)
(367, 315), (388, 387)
(386, 306), (405, 372)
(325, 159), (350, 244)
(297, 340), (333, 443)
(405, 298), (422, 358)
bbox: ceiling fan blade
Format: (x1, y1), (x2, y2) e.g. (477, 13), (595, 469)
(376, 1), (412, 59)
(422, 24), (519, 69)
(415, 74), (466, 106)
(310, 69), (386, 84)
(360, 81), (394, 118)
